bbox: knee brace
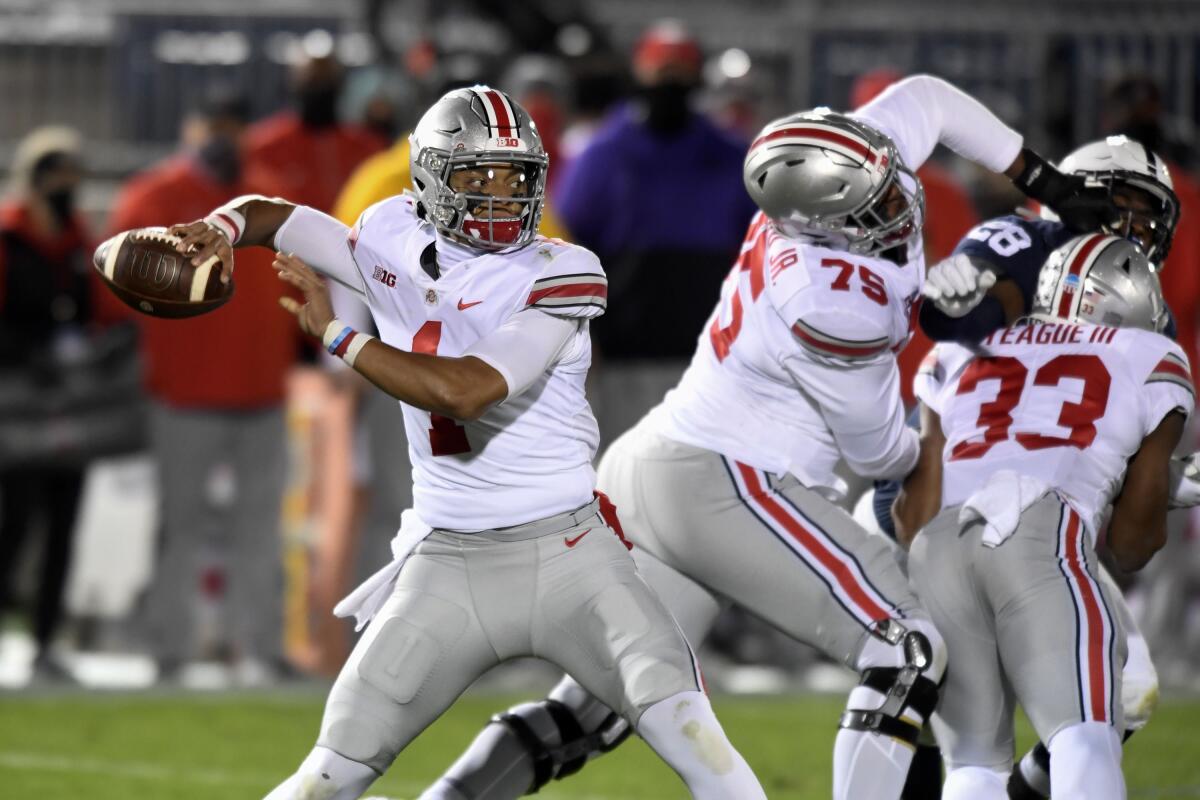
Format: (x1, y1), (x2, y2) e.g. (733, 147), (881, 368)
(840, 619), (943, 746)
(494, 699), (632, 792)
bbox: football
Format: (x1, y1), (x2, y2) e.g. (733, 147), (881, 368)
(92, 227), (232, 318)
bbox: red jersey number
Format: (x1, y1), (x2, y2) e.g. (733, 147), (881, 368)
(412, 321), (472, 456)
(950, 354), (1111, 461)
(819, 258), (888, 306)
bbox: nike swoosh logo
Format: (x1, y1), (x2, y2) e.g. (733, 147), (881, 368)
(564, 529), (591, 548)
(457, 298), (483, 311)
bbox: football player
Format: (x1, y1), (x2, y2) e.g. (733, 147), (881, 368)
(167, 86), (768, 800)
(912, 136), (1181, 800)
(416, 75), (1120, 800)
(895, 235), (1193, 799)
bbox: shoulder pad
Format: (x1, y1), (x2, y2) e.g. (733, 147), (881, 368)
(523, 241), (607, 320)
(357, 192), (423, 236)
(792, 306), (891, 362)
(1136, 332), (1195, 396)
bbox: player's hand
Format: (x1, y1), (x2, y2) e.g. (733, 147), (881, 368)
(274, 251), (335, 338)
(922, 254), (997, 318)
(1168, 452), (1200, 509)
(168, 220), (235, 284)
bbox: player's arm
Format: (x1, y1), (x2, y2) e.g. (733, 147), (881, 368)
(890, 402), (946, 548)
(857, 75), (1117, 231)
(165, 196), (367, 297)
(273, 252), (574, 421)
(783, 315), (918, 481)
(1108, 411), (1186, 572)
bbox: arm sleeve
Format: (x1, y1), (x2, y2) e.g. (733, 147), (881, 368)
(464, 309), (579, 401)
(274, 205), (367, 297)
(853, 74), (1024, 173)
(782, 348), (919, 480)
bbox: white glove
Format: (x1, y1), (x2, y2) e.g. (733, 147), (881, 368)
(922, 254), (997, 318)
(1169, 452), (1200, 509)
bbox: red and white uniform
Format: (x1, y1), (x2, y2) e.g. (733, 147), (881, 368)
(647, 80), (1024, 494)
(916, 322), (1194, 537)
(334, 195), (606, 531)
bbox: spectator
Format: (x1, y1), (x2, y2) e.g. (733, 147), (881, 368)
(242, 38), (387, 213)
(107, 95), (301, 685)
(0, 126), (115, 682)
(850, 69), (981, 408)
(556, 19), (757, 444)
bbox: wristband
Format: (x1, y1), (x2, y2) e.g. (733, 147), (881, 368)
(322, 318), (375, 367)
(204, 206), (246, 244)
(1011, 148), (1061, 204)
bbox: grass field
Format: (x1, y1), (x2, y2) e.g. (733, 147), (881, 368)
(2, 690), (1199, 799)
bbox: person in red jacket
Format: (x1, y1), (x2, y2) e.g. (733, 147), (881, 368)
(242, 45), (387, 213)
(107, 94), (301, 684)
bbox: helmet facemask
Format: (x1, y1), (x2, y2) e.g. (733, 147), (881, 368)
(844, 159), (926, 258)
(1096, 174), (1179, 267)
(415, 148), (548, 250)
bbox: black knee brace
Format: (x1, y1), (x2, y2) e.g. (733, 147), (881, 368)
(493, 700), (632, 793)
(839, 627), (940, 747)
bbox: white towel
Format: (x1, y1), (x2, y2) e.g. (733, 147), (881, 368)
(333, 508), (433, 631)
(958, 470), (1052, 548)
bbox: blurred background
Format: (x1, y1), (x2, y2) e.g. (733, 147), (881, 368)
(2, 0), (1200, 783)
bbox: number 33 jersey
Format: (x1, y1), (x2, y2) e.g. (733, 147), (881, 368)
(350, 195), (607, 531)
(917, 321), (1194, 535)
(646, 211), (925, 495)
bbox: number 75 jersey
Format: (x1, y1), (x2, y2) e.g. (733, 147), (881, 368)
(916, 321), (1194, 536)
(648, 211), (924, 492)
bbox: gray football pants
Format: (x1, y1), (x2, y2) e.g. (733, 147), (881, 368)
(317, 498), (702, 773)
(908, 494), (1126, 772)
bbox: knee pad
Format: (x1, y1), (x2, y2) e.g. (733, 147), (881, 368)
(841, 619), (943, 746)
(493, 699), (631, 792)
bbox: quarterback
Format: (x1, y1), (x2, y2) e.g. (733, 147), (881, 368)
(169, 86), (767, 800)
(419, 75), (1120, 800)
(897, 235), (1192, 799)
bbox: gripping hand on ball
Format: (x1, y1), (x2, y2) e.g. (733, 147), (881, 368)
(169, 220), (235, 284)
(922, 254), (997, 318)
(274, 251), (335, 338)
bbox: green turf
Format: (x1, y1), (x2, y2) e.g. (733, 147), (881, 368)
(1, 691), (1198, 798)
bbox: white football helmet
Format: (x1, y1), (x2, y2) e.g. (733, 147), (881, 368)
(743, 109), (924, 257)
(1033, 233), (1167, 333)
(409, 85), (548, 250)
(1050, 136), (1179, 266)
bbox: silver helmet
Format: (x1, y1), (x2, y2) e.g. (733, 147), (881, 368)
(409, 85), (548, 250)
(1033, 233), (1166, 332)
(743, 109), (924, 257)
(1051, 135), (1179, 266)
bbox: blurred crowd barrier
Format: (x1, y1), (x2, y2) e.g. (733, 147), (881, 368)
(1, 0), (1200, 692)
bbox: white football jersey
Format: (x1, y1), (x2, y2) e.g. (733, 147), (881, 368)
(916, 321), (1194, 536)
(645, 209), (924, 493)
(349, 196), (606, 530)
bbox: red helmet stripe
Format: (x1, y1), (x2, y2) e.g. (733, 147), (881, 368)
(1056, 234), (1106, 319)
(751, 126), (876, 164)
(483, 90), (515, 135)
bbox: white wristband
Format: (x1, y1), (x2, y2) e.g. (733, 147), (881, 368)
(322, 318), (375, 368)
(204, 206), (246, 244)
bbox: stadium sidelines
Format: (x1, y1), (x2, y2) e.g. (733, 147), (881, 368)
(0, 749), (621, 800)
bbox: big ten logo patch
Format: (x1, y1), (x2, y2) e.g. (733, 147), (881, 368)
(373, 266), (397, 287)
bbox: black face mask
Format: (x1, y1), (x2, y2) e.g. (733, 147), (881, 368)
(297, 85), (340, 129)
(638, 81), (694, 135)
(44, 188), (75, 225)
(197, 135), (241, 185)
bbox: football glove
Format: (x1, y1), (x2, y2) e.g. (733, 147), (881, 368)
(1012, 147), (1120, 234)
(922, 254), (997, 318)
(1168, 452), (1200, 509)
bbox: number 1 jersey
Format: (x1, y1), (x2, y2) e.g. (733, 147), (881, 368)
(350, 195), (607, 530)
(916, 321), (1194, 535)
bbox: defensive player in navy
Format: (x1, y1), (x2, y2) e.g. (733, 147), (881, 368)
(416, 75), (1118, 800)
(895, 235), (1195, 799)
(902, 136), (1182, 800)
(167, 86), (768, 800)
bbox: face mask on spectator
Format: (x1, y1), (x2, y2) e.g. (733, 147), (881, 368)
(298, 84), (340, 129)
(197, 135), (241, 185)
(640, 81), (693, 134)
